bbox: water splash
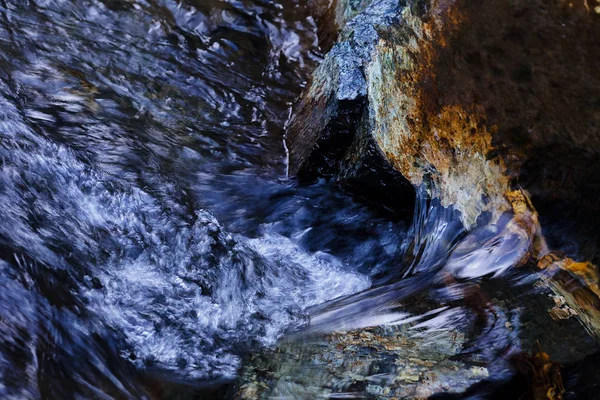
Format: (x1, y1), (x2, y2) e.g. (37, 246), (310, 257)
(0, 0), (384, 396)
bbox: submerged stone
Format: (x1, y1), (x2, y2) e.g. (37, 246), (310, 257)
(235, 325), (486, 399)
(233, 276), (598, 399)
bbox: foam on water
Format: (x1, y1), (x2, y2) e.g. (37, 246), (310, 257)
(0, 90), (371, 391)
(0, 0), (381, 396)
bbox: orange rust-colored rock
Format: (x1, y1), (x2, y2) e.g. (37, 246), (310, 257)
(537, 253), (600, 338)
(289, 0), (600, 227)
(368, 0), (600, 228)
(539, 256), (600, 299)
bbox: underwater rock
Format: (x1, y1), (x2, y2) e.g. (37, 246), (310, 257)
(234, 325), (488, 399)
(233, 276), (599, 399)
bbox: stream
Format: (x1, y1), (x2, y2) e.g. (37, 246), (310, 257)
(0, 1), (598, 399)
(0, 0), (412, 397)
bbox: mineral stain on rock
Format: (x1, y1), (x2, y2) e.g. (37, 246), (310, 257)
(292, 0), (600, 231)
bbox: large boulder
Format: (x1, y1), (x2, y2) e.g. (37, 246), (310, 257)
(286, 0), (600, 335)
(288, 0), (600, 231)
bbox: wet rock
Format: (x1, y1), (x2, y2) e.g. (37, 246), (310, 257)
(234, 325), (489, 399)
(286, 0), (416, 213)
(288, 0), (600, 230)
(287, 0), (600, 338)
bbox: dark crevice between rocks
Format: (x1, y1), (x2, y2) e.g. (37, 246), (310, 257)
(289, 95), (415, 219)
(519, 150), (600, 266)
(337, 110), (417, 219)
(294, 98), (365, 181)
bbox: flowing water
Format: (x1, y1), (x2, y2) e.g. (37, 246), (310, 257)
(0, 1), (598, 399)
(0, 0), (414, 397)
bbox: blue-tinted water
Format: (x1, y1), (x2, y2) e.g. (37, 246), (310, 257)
(0, 1), (412, 397)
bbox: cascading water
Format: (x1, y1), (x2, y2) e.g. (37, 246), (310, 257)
(1, 0), (599, 399)
(0, 0), (403, 397)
